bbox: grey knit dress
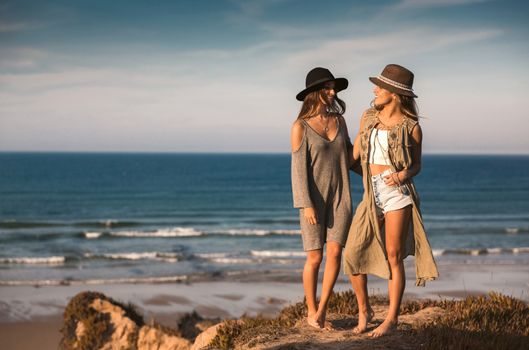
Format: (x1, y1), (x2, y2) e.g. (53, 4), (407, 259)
(291, 116), (352, 251)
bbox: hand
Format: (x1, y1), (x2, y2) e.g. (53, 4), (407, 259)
(303, 207), (318, 225)
(383, 172), (401, 187)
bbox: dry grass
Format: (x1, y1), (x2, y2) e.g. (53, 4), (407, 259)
(415, 292), (529, 350)
(210, 291), (529, 350)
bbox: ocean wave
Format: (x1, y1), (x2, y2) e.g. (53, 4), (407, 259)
(209, 257), (255, 264)
(424, 213), (529, 221)
(0, 256), (66, 265)
(194, 252), (229, 259)
(110, 227), (203, 238)
(251, 250), (306, 258)
(0, 219), (145, 230)
(84, 232), (103, 239)
(84, 252), (182, 262)
(0, 275), (188, 286)
(205, 229), (300, 236)
(504, 227), (529, 234)
(434, 247), (529, 256)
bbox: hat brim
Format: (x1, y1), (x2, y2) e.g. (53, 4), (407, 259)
(369, 77), (417, 98)
(296, 77), (348, 101)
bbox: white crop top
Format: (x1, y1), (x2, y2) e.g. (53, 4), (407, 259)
(369, 129), (391, 165)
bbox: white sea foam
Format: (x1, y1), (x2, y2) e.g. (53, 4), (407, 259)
(0, 256), (65, 265)
(213, 229), (269, 236)
(512, 247), (529, 254)
(85, 232), (102, 239)
(194, 252), (229, 259)
(270, 230), (301, 235)
(486, 248), (503, 254)
(432, 249), (445, 257)
(84, 252), (181, 262)
(505, 227), (519, 234)
(110, 227), (203, 238)
(251, 250), (306, 258)
(210, 257), (255, 264)
(0, 275), (188, 286)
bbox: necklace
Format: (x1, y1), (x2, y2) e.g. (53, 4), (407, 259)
(377, 112), (404, 130)
(317, 114), (332, 132)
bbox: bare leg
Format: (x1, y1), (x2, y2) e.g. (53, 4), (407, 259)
(370, 205), (411, 338)
(315, 241), (342, 329)
(349, 215), (383, 334)
(349, 273), (374, 334)
(303, 249), (323, 328)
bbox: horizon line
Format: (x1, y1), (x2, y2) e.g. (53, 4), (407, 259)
(0, 151), (527, 156)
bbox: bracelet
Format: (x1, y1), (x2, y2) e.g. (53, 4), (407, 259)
(394, 172), (402, 186)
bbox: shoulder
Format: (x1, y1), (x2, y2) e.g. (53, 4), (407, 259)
(292, 119), (305, 133)
(363, 107), (377, 119)
(408, 120), (422, 142)
(359, 107), (377, 129)
(291, 119), (307, 151)
(404, 117), (420, 133)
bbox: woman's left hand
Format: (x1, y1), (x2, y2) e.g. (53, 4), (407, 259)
(383, 172), (401, 187)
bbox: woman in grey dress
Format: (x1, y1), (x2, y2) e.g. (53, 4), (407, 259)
(291, 67), (354, 329)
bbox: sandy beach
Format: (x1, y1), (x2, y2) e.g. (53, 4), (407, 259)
(1, 260), (528, 350)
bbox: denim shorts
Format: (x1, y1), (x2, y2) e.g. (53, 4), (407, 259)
(371, 169), (413, 218)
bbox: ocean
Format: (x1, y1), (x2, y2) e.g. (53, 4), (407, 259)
(1, 153), (528, 285)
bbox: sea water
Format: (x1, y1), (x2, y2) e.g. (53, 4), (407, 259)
(1, 153), (528, 285)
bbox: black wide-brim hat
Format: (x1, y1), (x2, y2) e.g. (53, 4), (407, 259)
(369, 64), (418, 98)
(296, 67), (348, 101)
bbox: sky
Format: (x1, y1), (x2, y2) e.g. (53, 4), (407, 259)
(0, 0), (528, 154)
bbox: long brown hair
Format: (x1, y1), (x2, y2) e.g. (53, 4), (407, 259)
(297, 89), (346, 120)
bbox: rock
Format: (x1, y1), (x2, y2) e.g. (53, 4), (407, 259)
(61, 291), (193, 350)
(90, 299), (139, 350)
(138, 326), (192, 350)
(191, 323), (224, 350)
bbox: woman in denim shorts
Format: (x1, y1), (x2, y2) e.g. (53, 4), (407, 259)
(343, 64), (438, 337)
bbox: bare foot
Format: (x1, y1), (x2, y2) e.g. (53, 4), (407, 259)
(307, 313), (322, 329)
(352, 308), (374, 335)
(369, 319), (397, 338)
(314, 311), (334, 331)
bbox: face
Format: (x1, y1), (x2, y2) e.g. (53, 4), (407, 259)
(373, 85), (394, 107)
(319, 81), (336, 106)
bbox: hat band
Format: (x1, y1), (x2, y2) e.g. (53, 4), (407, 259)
(377, 75), (413, 92)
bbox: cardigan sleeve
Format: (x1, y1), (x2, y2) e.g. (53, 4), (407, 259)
(291, 130), (314, 209)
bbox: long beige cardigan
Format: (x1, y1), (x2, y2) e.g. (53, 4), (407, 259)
(343, 108), (439, 287)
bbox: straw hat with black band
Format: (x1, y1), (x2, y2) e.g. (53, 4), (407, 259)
(369, 64), (418, 98)
(296, 67), (348, 101)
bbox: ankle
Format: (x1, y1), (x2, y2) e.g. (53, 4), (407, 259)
(358, 305), (371, 314)
(384, 317), (398, 324)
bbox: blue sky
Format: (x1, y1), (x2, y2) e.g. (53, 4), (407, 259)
(1, 0), (528, 153)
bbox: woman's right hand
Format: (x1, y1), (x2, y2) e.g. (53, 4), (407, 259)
(303, 207), (318, 225)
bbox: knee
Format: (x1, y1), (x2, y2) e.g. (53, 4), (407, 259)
(305, 251), (323, 268)
(386, 249), (403, 267)
(326, 244), (342, 261)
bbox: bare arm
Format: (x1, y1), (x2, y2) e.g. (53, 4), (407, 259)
(290, 120), (304, 152)
(350, 112), (367, 175)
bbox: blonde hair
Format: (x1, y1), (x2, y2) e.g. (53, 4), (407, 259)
(372, 94), (420, 121)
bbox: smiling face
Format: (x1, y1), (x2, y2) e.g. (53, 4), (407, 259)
(373, 84), (394, 107)
(319, 81), (336, 106)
